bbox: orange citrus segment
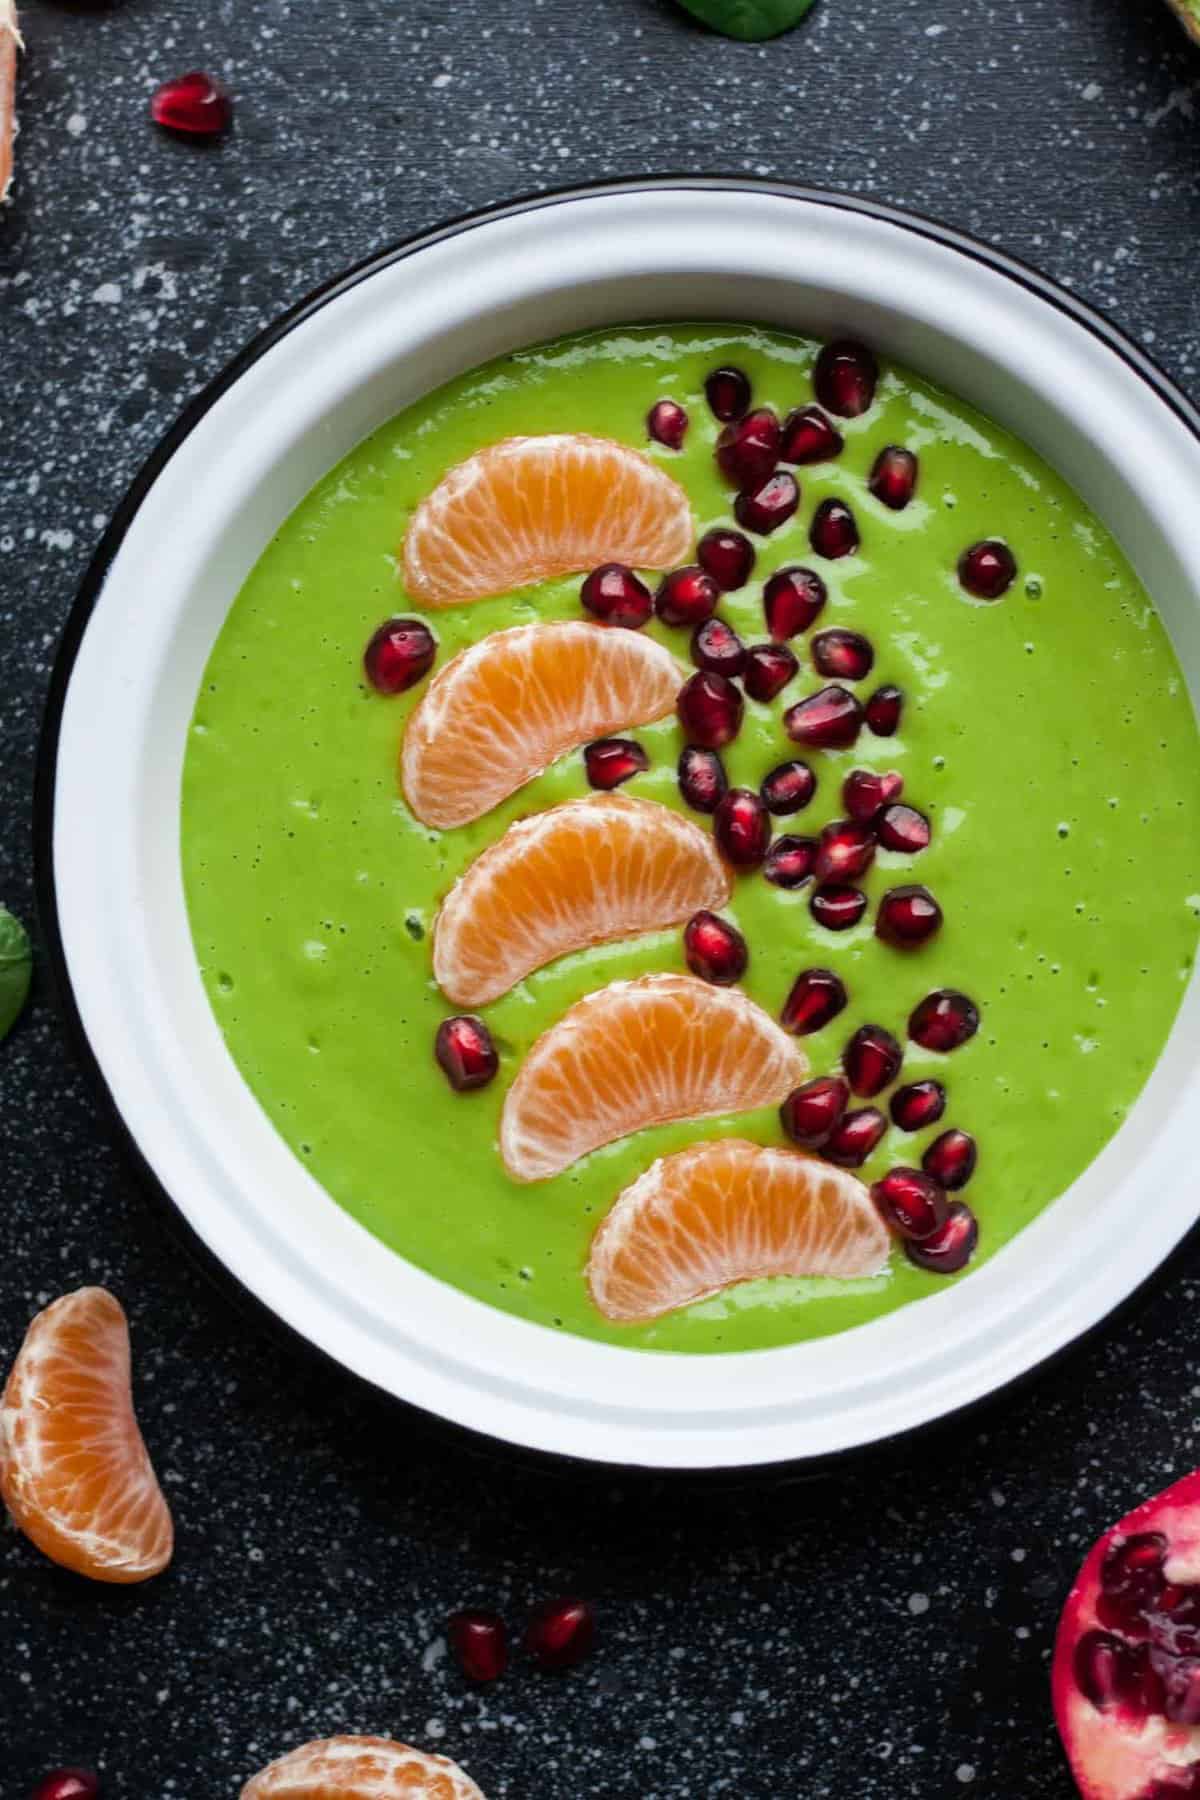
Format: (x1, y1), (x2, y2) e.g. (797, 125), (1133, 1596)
(401, 621), (681, 830)
(402, 434), (693, 605)
(0, 1287), (174, 1584)
(0, 4), (18, 204)
(500, 972), (808, 1183)
(433, 794), (731, 1007)
(587, 1138), (892, 1322)
(240, 1737), (486, 1800)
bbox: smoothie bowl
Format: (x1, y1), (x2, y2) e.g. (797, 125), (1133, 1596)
(39, 183), (1200, 1467)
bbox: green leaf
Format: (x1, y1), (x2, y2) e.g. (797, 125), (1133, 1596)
(674, 0), (818, 41)
(0, 906), (32, 1044)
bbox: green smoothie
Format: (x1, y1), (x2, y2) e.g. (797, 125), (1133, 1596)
(180, 323), (1200, 1352)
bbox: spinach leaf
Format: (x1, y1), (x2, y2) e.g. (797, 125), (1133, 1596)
(674, 0), (818, 41)
(0, 905), (31, 1043)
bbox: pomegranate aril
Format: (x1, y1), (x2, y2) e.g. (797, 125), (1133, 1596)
(780, 966), (847, 1035)
(1161, 1656), (1200, 1726)
(1072, 1629), (1158, 1715)
(697, 527), (756, 592)
(29, 1778), (100, 1800)
(871, 1167), (949, 1242)
(876, 884), (943, 949)
(843, 1023), (903, 1098)
(843, 768), (903, 821)
(684, 910), (749, 986)
(780, 1075), (849, 1149)
(824, 1106), (887, 1168)
(583, 737), (649, 790)
(780, 405), (843, 465)
(363, 617), (437, 695)
(865, 684), (904, 737)
(1101, 1532), (1167, 1626)
(735, 471), (799, 537)
(785, 684), (864, 750)
(716, 407), (782, 489)
(763, 564), (827, 640)
(904, 1200), (979, 1276)
(890, 1079), (946, 1132)
(150, 70), (232, 136)
(743, 642), (798, 703)
(763, 835), (817, 890)
(714, 788), (771, 869)
(448, 1609), (508, 1683)
(705, 365), (751, 423)
(868, 445), (918, 510)
(760, 759), (815, 816)
(922, 1128), (977, 1190)
(677, 745), (728, 815)
(691, 617), (747, 678)
(581, 562), (653, 628)
(878, 803), (931, 854)
(814, 818), (875, 884)
(525, 1597), (596, 1672)
(908, 988), (980, 1052)
(958, 539), (1017, 600)
(677, 669), (744, 748)
(435, 1016), (499, 1092)
(812, 627), (874, 682)
(813, 340), (879, 418)
(647, 398), (688, 450)
(810, 883), (868, 932)
(656, 565), (720, 628)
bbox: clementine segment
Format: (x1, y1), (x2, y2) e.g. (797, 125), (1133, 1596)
(402, 434), (692, 604)
(588, 1138), (892, 1322)
(433, 794), (731, 1007)
(240, 1737), (486, 1800)
(0, 1287), (173, 1583)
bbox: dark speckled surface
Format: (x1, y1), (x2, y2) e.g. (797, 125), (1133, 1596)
(4, 1), (1200, 1794)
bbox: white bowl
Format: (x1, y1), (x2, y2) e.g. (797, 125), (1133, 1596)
(38, 180), (1200, 1470)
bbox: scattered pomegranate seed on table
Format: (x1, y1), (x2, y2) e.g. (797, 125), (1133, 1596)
(580, 562), (653, 628)
(697, 526), (755, 591)
(780, 966), (848, 1034)
(655, 565), (719, 627)
(812, 627), (874, 682)
(843, 768), (902, 821)
(29, 1776), (100, 1800)
(876, 884), (943, 948)
(908, 988), (980, 1052)
(780, 405), (844, 465)
(677, 744), (728, 814)
(922, 1128), (978, 1190)
(809, 497), (860, 559)
(868, 445), (919, 510)
(363, 617), (437, 694)
(823, 1106), (887, 1167)
(872, 1167), (949, 1241)
(150, 70), (232, 137)
(843, 1023), (903, 1098)
(705, 365), (751, 422)
(647, 398), (688, 450)
(813, 340), (878, 417)
(810, 883), (868, 931)
(735, 470), (800, 536)
(763, 834), (817, 890)
(435, 1016), (499, 1091)
(715, 407), (782, 489)
(760, 759), (816, 816)
(763, 564), (827, 639)
(683, 910), (749, 985)
(524, 1597), (596, 1671)
(448, 1609), (508, 1682)
(714, 788), (772, 869)
(865, 683), (904, 737)
(785, 685), (864, 749)
(690, 617), (747, 677)
(677, 669), (743, 748)
(583, 738), (649, 790)
(877, 803), (931, 854)
(958, 539), (1017, 599)
(814, 818), (875, 884)
(904, 1200), (978, 1274)
(890, 1079), (947, 1132)
(742, 642), (798, 702)
(780, 1075), (849, 1148)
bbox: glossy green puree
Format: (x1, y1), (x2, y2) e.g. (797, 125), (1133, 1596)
(181, 325), (1200, 1352)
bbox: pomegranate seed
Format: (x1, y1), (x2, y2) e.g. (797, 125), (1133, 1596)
(150, 70), (232, 136)
(1071, 1630), (1155, 1714)
(763, 835), (817, 889)
(784, 685), (864, 750)
(876, 885), (943, 949)
(844, 1024), (903, 1098)
(813, 340), (878, 418)
(677, 745), (728, 815)
(716, 407), (782, 489)
(780, 405), (843, 465)
(780, 966), (847, 1035)
(435, 1016), (499, 1091)
(824, 1106), (887, 1167)
(904, 1200), (979, 1275)
(872, 1167), (949, 1241)
(1163, 1659), (1200, 1727)
(647, 399), (688, 450)
(923, 1128), (977, 1190)
(1101, 1532), (1167, 1624)
(714, 788), (771, 869)
(760, 759), (816, 815)
(525, 1597), (596, 1671)
(656, 565), (720, 628)
(684, 910), (749, 985)
(677, 670), (744, 748)
(691, 617), (747, 677)
(762, 565), (827, 640)
(843, 768), (903, 821)
(583, 738), (649, 790)
(705, 365), (751, 422)
(868, 445), (918, 510)
(809, 498), (860, 560)
(581, 562), (652, 628)
(448, 1610), (508, 1683)
(29, 1777), (100, 1800)
(877, 803), (931, 854)
(814, 818), (875, 884)
(865, 684), (904, 737)
(780, 1075), (849, 1148)
(958, 539), (1017, 600)
(810, 884), (868, 931)
(890, 1079), (946, 1132)
(908, 989), (980, 1052)
(697, 527), (756, 591)
(735, 471), (800, 537)
(812, 627), (874, 682)
(743, 643), (798, 703)
(363, 617), (437, 695)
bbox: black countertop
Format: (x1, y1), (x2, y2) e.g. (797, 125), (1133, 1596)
(4, 1), (1200, 1793)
